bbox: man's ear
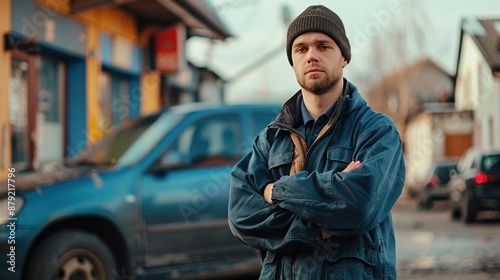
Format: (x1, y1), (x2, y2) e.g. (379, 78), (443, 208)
(342, 58), (347, 68)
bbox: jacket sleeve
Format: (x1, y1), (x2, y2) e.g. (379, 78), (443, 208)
(228, 130), (321, 253)
(270, 122), (406, 237)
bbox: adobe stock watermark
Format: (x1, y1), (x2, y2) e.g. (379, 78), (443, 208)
(211, 0), (257, 11)
(6, 0), (66, 54)
(477, 70), (497, 102)
(177, 134), (258, 224)
(19, 0), (69, 38)
(178, 166), (233, 223)
(350, 0), (403, 54)
(404, 111), (472, 189)
(63, 72), (161, 157)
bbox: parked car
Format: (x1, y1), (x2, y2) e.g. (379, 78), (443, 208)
(416, 160), (458, 209)
(448, 147), (500, 223)
(0, 103), (281, 280)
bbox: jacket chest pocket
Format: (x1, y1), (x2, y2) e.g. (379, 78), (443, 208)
(268, 149), (294, 178)
(326, 146), (354, 172)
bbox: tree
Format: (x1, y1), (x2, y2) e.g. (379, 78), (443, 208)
(350, 0), (441, 134)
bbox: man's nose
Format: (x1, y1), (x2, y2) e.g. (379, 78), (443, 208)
(306, 49), (319, 63)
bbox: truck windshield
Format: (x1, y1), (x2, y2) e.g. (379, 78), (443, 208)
(68, 113), (162, 167)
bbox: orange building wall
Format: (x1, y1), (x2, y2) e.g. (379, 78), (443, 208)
(0, 0), (12, 179)
(141, 71), (162, 115)
(85, 22), (102, 144)
(1, 0), (164, 179)
(78, 7), (138, 41)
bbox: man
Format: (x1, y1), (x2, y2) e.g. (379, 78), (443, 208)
(228, 5), (405, 280)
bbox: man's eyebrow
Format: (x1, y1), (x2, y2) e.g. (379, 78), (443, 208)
(293, 38), (334, 47)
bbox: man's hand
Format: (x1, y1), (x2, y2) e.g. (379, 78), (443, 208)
(264, 183), (274, 205)
(342, 160), (361, 173)
(322, 160), (361, 239)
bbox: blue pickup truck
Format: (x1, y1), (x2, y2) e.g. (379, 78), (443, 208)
(0, 103), (281, 280)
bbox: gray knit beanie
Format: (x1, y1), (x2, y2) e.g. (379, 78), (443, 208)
(286, 5), (351, 65)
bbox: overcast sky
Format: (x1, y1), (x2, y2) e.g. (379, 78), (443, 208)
(186, 0), (500, 103)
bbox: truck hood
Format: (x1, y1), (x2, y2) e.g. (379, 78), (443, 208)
(1, 165), (96, 195)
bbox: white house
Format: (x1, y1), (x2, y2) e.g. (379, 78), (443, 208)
(366, 58), (470, 195)
(404, 104), (473, 195)
(455, 18), (500, 149)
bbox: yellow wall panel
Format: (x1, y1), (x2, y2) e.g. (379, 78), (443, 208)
(34, 0), (71, 13)
(79, 7), (138, 41)
(86, 23), (102, 145)
(0, 0), (11, 179)
(34, 1), (138, 41)
(141, 72), (162, 115)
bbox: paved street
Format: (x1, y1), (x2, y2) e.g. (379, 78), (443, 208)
(234, 196), (500, 280)
(393, 196), (500, 279)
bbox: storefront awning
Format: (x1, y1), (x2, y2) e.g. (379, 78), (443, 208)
(70, 0), (232, 40)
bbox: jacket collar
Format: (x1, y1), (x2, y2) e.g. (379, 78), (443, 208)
(272, 78), (366, 129)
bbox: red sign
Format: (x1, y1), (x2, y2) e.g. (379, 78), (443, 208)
(155, 24), (186, 74)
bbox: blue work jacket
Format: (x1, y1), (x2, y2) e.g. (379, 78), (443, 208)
(228, 80), (406, 280)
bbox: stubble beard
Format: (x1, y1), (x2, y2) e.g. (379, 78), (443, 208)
(298, 73), (340, 96)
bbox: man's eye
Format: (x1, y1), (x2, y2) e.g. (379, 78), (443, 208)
(296, 47), (306, 53)
(320, 45), (330, 50)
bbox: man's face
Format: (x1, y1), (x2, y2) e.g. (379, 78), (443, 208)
(291, 32), (346, 95)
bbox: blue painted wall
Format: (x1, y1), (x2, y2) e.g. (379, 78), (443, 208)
(66, 60), (87, 157)
(11, 0), (87, 57)
(100, 32), (142, 119)
(100, 32), (142, 75)
(129, 77), (140, 117)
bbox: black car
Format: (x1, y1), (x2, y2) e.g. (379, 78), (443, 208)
(448, 147), (500, 223)
(0, 103), (281, 280)
(416, 160), (458, 209)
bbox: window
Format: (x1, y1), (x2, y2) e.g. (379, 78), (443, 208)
(35, 56), (66, 164)
(100, 71), (130, 130)
(482, 153), (500, 173)
(163, 114), (241, 167)
(10, 53), (67, 169)
(75, 114), (161, 166)
(434, 164), (457, 185)
(9, 58), (30, 170)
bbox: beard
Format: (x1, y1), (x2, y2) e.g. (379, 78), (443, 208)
(297, 72), (341, 96)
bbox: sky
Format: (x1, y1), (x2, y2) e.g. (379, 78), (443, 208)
(186, 0), (500, 103)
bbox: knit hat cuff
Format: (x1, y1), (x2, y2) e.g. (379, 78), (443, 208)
(286, 5), (351, 66)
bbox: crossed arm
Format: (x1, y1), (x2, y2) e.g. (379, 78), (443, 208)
(263, 161), (361, 239)
(264, 160), (361, 204)
(229, 124), (405, 252)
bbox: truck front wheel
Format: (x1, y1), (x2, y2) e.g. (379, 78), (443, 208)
(25, 230), (118, 280)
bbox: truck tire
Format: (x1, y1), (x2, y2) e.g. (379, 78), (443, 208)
(25, 230), (118, 280)
(461, 196), (476, 224)
(450, 206), (461, 220)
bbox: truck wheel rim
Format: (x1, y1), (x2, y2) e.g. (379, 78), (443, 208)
(53, 249), (105, 280)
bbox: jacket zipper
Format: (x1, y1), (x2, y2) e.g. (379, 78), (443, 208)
(303, 116), (343, 167)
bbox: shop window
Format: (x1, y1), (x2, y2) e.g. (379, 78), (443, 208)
(100, 71), (130, 130)
(9, 58), (30, 170)
(35, 56), (65, 164)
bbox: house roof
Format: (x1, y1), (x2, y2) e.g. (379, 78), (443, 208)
(458, 18), (500, 73)
(70, 0), (232, 40)
(367, 57), (454, 102)
(365, 57), (454, 126)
